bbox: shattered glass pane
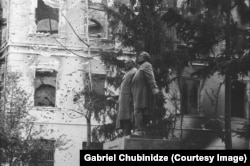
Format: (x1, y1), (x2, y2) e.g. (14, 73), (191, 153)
(36, 0), (59, 34)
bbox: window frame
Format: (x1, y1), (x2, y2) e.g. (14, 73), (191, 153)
(35, 0), (59, 34)
(34, 68), (57, 108)
(28, 139), (55, 166)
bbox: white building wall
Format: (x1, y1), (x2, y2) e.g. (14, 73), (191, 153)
(6, 50), (92, 165)
(2, 0), (108, 165)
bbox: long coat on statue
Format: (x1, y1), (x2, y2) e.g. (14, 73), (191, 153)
(116, 67), (137, 129)
(131, 62), (158, 114)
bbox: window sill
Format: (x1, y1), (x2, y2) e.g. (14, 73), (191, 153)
(32, 107), (60, 112)
(28, 33), (66, 39)
(175, 114), (206, 118)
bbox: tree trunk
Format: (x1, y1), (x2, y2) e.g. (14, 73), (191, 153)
(86, 115), (91, 150)
(224, 75), (232, 149)
(224, 0), (232, 150)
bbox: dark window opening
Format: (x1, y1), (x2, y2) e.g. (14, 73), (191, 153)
(180, 78), (200, 115)
(35, 85), (56, 107)
(29, 139), (55, 166)
(231, 81), (246, 118)
(34, 69), (57, 107)
(36, 0), (59, 34)
(89, 19), (104, 37)
(92, 74), (106, 95)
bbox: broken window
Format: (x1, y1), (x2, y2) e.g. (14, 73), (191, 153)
(231, 81), (246, 118)
(180, 78), (200, 115)
(34, 69), (57, 107)
(89, 18), (104, 37)
(92, 74), (106, 95)
(88, 1), (107, 38)
(35, 0), (59, 34)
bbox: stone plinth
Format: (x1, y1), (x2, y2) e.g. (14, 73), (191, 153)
(103, 136), (181, 150)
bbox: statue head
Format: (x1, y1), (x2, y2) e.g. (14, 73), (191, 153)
(124, 59), (135, 71)
(137, 51), (150, 65)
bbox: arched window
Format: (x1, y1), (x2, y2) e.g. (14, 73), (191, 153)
(89, 19), (104, 37)
(36, 0), (59, 34)
(35, 84), (56, 107)
(37, 19), (58, 34)
(34, 69), (57, 107)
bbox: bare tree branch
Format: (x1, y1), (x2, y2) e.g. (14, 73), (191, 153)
(53, 38), (91, 59)
(61, 12), (90, 47)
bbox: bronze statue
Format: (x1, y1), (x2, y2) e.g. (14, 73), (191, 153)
(131, 51), (159, 136)
(116, 59), (137, 136)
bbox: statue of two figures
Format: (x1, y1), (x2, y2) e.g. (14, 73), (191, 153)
(116, 51), (159, 137)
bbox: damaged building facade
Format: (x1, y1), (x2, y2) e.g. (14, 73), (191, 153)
(164, 1), (250, 149)
(166, 64), (250, 149)
(0, 0), (249, 162)
(0, 0), (110, 165)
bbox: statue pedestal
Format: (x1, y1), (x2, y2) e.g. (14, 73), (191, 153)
(103, 136), (181, 150)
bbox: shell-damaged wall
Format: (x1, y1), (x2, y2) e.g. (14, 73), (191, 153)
(8, 0), (85, 48)
(4, 0), (107, 165)
(7, 51), (87, 113)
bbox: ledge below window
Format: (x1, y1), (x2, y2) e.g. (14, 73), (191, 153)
(28, 33), (66, 39)
(32, 107), (60, 112)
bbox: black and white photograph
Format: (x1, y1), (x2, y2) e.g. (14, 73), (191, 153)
(0, 0), (250, 166)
